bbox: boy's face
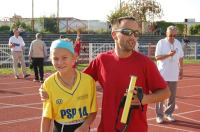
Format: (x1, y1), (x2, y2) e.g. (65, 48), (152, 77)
(51, 48), (75, 73)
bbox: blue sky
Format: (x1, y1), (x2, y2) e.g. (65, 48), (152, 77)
(0, 0), (199, 22)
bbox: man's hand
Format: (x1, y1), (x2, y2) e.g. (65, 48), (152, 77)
(126, 89), (141, 106)
(39, 87), (49, 101)
(168, 50), (176, 57)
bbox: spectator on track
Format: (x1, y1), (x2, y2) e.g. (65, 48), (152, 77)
(8, 28), (30, 79)
(155, 25), (184, 124)
(28, 33), (47, 83)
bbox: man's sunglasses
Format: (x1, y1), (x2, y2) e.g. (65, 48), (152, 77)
(114, 28), (140, 37)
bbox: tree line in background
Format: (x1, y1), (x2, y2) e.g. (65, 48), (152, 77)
(107, 0), (162, 24)
(1, 20), (197, 35)
(0, 17), (108, 34)
(0, 17), (58, 33)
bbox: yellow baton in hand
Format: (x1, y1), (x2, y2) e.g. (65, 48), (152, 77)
(121, 76), (137, 124)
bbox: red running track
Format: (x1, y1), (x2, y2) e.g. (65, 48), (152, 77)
(0, 64), (200, 132)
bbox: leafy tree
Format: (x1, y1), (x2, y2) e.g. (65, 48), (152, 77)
(0, 25), (10, 32)
(189, 24), (200, 35)
(44, 16), (57, 33)
(107, 2), (133, 24)
(107, 0), (162, 23)
(10, 20), (31, 32)
(132, 0), (163, 22)
(176, 24), (185, 34)
(156, 21), (185, 35)
(155, 21), (173, 35)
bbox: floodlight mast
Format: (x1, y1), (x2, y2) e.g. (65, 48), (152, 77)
(31, 0), (34, 32)
(57, 0), (60, 33)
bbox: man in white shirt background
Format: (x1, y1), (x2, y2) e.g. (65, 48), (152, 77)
(8, 28), (30, 79)
(155, 25), (184, 124)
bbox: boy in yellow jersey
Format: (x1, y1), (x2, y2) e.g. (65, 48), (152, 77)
(40, 39), (97, 132)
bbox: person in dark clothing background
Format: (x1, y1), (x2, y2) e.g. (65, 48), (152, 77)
(29, 33), (48, 83)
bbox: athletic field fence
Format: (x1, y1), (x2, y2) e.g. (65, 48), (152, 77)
(0, 42), (200, 68)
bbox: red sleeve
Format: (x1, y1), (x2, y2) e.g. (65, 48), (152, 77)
(83, 59), (99, 81)
(145, 59), (167, 92)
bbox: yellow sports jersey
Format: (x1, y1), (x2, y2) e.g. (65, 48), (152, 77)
(42, 70), (97, 123)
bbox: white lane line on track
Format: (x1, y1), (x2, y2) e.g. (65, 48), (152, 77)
(181, 94), (200, 98)
(180, 78), (200, 81)
(0, 116), (41, 125)
(147, 109), (200, 121)
(176, 115), (200, 123)
(0, 85), (40, 90)
(148, 123), (196, 132)
(176, 109), (200, 116)
(0, 93), (38, 99)
(0, 81), (35, 85)
(176, 100), (200, 108)
(0, 102), (42, 110)
(127, 95), (200, 111)
(148, 106), (155, 110)
(184, 70), (200, 73)
(184, 71), (200, 74)
(178, 84), (200, 89)
(148, 105), (178, 110)
(0, 109), (102, 126)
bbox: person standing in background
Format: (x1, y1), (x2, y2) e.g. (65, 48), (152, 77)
(74, 36), (81, 58)
(182, 35), (190, 56)
(74, 30), (82, 67)
(8, 28), (30, 79)
(155, 25), (184, 124)
(29, 33), (47, 83)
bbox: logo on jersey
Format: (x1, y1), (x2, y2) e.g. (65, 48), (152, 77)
(60, 106), (88, 119)
(77, 94), (88, 100)
(56, 99), (63, 104)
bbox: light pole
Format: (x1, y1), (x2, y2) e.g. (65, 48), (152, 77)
(120, 0), (122, 9)
(57, 0), (59, 33)
(31, 0), (34, 32)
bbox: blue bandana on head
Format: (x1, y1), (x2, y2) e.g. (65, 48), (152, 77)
(50, 39), (74, 54)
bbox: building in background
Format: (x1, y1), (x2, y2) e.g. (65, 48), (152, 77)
(0, 15), (109, 33)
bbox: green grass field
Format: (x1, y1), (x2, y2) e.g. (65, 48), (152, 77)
(0, 64), (88, 75)
(0, 60), (199, 75)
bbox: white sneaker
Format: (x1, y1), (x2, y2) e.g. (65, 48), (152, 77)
(15, 75), (19, 79)
(165, 115), (175, 122)
(156, 117), (164, 124)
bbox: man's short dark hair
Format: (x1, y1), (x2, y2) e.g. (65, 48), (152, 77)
(110, 16), (136, 30)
